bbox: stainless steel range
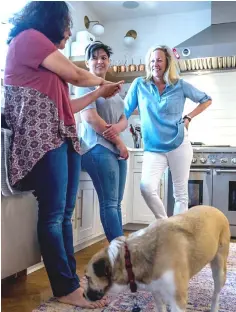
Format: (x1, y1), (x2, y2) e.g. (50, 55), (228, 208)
(167, 145), (236, 237)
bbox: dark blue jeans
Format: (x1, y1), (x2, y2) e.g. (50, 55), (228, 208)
(81, 144), (127, 242)
(23, 140), (81, 297)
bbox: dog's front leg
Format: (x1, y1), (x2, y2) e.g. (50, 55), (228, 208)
(153, 293), (167, 312)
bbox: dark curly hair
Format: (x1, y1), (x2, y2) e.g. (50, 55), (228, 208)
(85, 41), (113, 61)
(7, 1), (72, 45)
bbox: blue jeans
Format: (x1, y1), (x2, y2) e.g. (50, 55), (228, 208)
(82, 144), (127, 242)
(22, 140), (81, 297)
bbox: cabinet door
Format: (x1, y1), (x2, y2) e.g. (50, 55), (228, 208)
(94, 191), (105, 236)
(132, 172), (156, 223)
(73, 181), (96, 245)
(1, 193), (41, 278)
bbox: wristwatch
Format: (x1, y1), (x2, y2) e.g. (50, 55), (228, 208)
(183, 115), (192, 122)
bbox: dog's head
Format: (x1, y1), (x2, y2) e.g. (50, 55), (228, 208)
(84, 249), (112, 301)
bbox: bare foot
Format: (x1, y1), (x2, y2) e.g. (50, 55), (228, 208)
(58, 287), (107, 309)
(80, 276), (88, 291)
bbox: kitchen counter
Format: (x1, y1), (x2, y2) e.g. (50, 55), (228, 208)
(127, 147), (144, 152)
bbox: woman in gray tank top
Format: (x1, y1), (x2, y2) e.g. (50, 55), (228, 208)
(75, 42), (128, 242)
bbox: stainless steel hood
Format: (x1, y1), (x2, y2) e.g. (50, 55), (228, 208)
(174, 2), (236, 72)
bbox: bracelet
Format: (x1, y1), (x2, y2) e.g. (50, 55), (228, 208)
(183, 115), (192, 122)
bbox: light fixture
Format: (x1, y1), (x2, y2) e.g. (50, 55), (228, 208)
(124, 30), (137, 46)
(84, 15), (104, 36)
(122, 1), (140, 9)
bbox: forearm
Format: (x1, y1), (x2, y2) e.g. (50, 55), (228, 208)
(70, 66), (103, 87)
(70, 89), (101, 114)
(116, 114), (128, 132)
(42, 50), (103, 87)
(188, 100), (212, 119)
(86, 116), (122, 145)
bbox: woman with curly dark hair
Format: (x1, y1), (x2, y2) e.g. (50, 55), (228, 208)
(4, 1), (121, 308)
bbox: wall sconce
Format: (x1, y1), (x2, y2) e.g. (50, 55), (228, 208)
(124, 30), (137, 46)
(84, 15), (104, 36)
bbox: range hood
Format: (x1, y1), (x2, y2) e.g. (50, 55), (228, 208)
(174, 2), (236, 72)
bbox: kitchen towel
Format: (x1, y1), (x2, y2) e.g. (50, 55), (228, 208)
(1, 128), (32, 196)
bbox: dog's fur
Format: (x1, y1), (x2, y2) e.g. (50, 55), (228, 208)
(85, 206), (230, 312)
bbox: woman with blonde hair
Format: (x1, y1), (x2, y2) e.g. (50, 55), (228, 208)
(124, 45), (212, 218)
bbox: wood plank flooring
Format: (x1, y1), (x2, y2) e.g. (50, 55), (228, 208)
(1, 237), (111, 312)
(2, 233), (235, 312)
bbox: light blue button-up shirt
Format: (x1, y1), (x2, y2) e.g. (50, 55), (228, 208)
(124, 77), (211, 153)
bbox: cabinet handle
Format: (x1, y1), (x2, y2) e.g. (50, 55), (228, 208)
(77, 190), (83, 227)
(73, 201), (78, 230)
(160, 181), (163, 200)
(137, 161), (143, 164)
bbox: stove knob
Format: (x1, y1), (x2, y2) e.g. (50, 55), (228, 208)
(232, 158), (236, 164)
(220, 158), (228, 164)
(200, 157), (207, 164)
(192, 157), (197, 163)
(211, 158), (216, 164)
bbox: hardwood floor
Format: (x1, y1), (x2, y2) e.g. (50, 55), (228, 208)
(2, 233), (235, 312)
(1, 237), (111, 312)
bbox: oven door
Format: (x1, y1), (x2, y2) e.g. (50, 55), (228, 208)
(167, 168), (212, 216)
(212, 168), (236, 231)
(188, 168), (212, 207)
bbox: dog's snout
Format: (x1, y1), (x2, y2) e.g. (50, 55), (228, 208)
(86, 288), (104, 301)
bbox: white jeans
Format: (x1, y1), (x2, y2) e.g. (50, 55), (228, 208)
(140, 129), (193, 219)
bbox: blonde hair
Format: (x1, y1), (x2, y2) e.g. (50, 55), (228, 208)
(145, 45), (179, 85)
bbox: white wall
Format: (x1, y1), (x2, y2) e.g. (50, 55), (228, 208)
(100, 9), (211, 63)
(68, 1), (100, 41)
(182, 71), (236, 146)
(124, 72), (236, 148)
(69, 4), (236, 147)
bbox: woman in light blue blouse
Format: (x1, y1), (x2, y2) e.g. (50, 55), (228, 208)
(124, 45), (212, 218)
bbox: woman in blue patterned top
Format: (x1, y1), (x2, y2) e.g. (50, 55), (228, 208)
(124, 45), (212, 218)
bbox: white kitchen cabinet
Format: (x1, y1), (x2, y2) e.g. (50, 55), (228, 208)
(94, 194), (105, 237)
(132, 172), (156, 223)
(72, 181), (97, 245)
(1, 193), (41, 279)
(124, 150), (168, 225)
(132, 172), (165, 223)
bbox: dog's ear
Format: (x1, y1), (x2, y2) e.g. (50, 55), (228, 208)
(93, 258), (111, 278)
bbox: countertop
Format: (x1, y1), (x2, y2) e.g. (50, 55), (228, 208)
(127, 147), (144, 152)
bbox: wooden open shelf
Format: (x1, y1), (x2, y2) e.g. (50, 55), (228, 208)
(70, 57), (145, 83)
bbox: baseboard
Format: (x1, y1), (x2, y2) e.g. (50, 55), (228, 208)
(74, 234), (106, 253)
(27, 234), (106, 275)
(1, 269), (27, 284)
(27, 261), (45, 275)
(123, 223), (148, 231)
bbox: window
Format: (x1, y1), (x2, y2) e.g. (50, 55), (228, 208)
(0, 0), (28, 71)
(0, 23), (11, 72)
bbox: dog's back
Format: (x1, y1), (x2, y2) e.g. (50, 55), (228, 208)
(128, 206), (230, 278)
(142, 205), (230, 279)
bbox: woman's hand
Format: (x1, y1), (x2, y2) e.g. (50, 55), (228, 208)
(116, 142), (129, 160)
(96, 82), (123, 99)
(184, 118), (190, 130)
(102, 80), (124, 86)
(103, 124), (121, 140)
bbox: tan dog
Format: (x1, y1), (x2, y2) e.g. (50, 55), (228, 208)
(85, 206), (230, 312)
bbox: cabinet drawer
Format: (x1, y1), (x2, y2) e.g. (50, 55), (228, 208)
(133, 155), (143, 169)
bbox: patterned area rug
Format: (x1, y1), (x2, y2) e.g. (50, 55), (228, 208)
(33, 243), (236, 312)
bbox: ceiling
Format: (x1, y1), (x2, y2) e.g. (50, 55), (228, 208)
(86, 1), (211, 22)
